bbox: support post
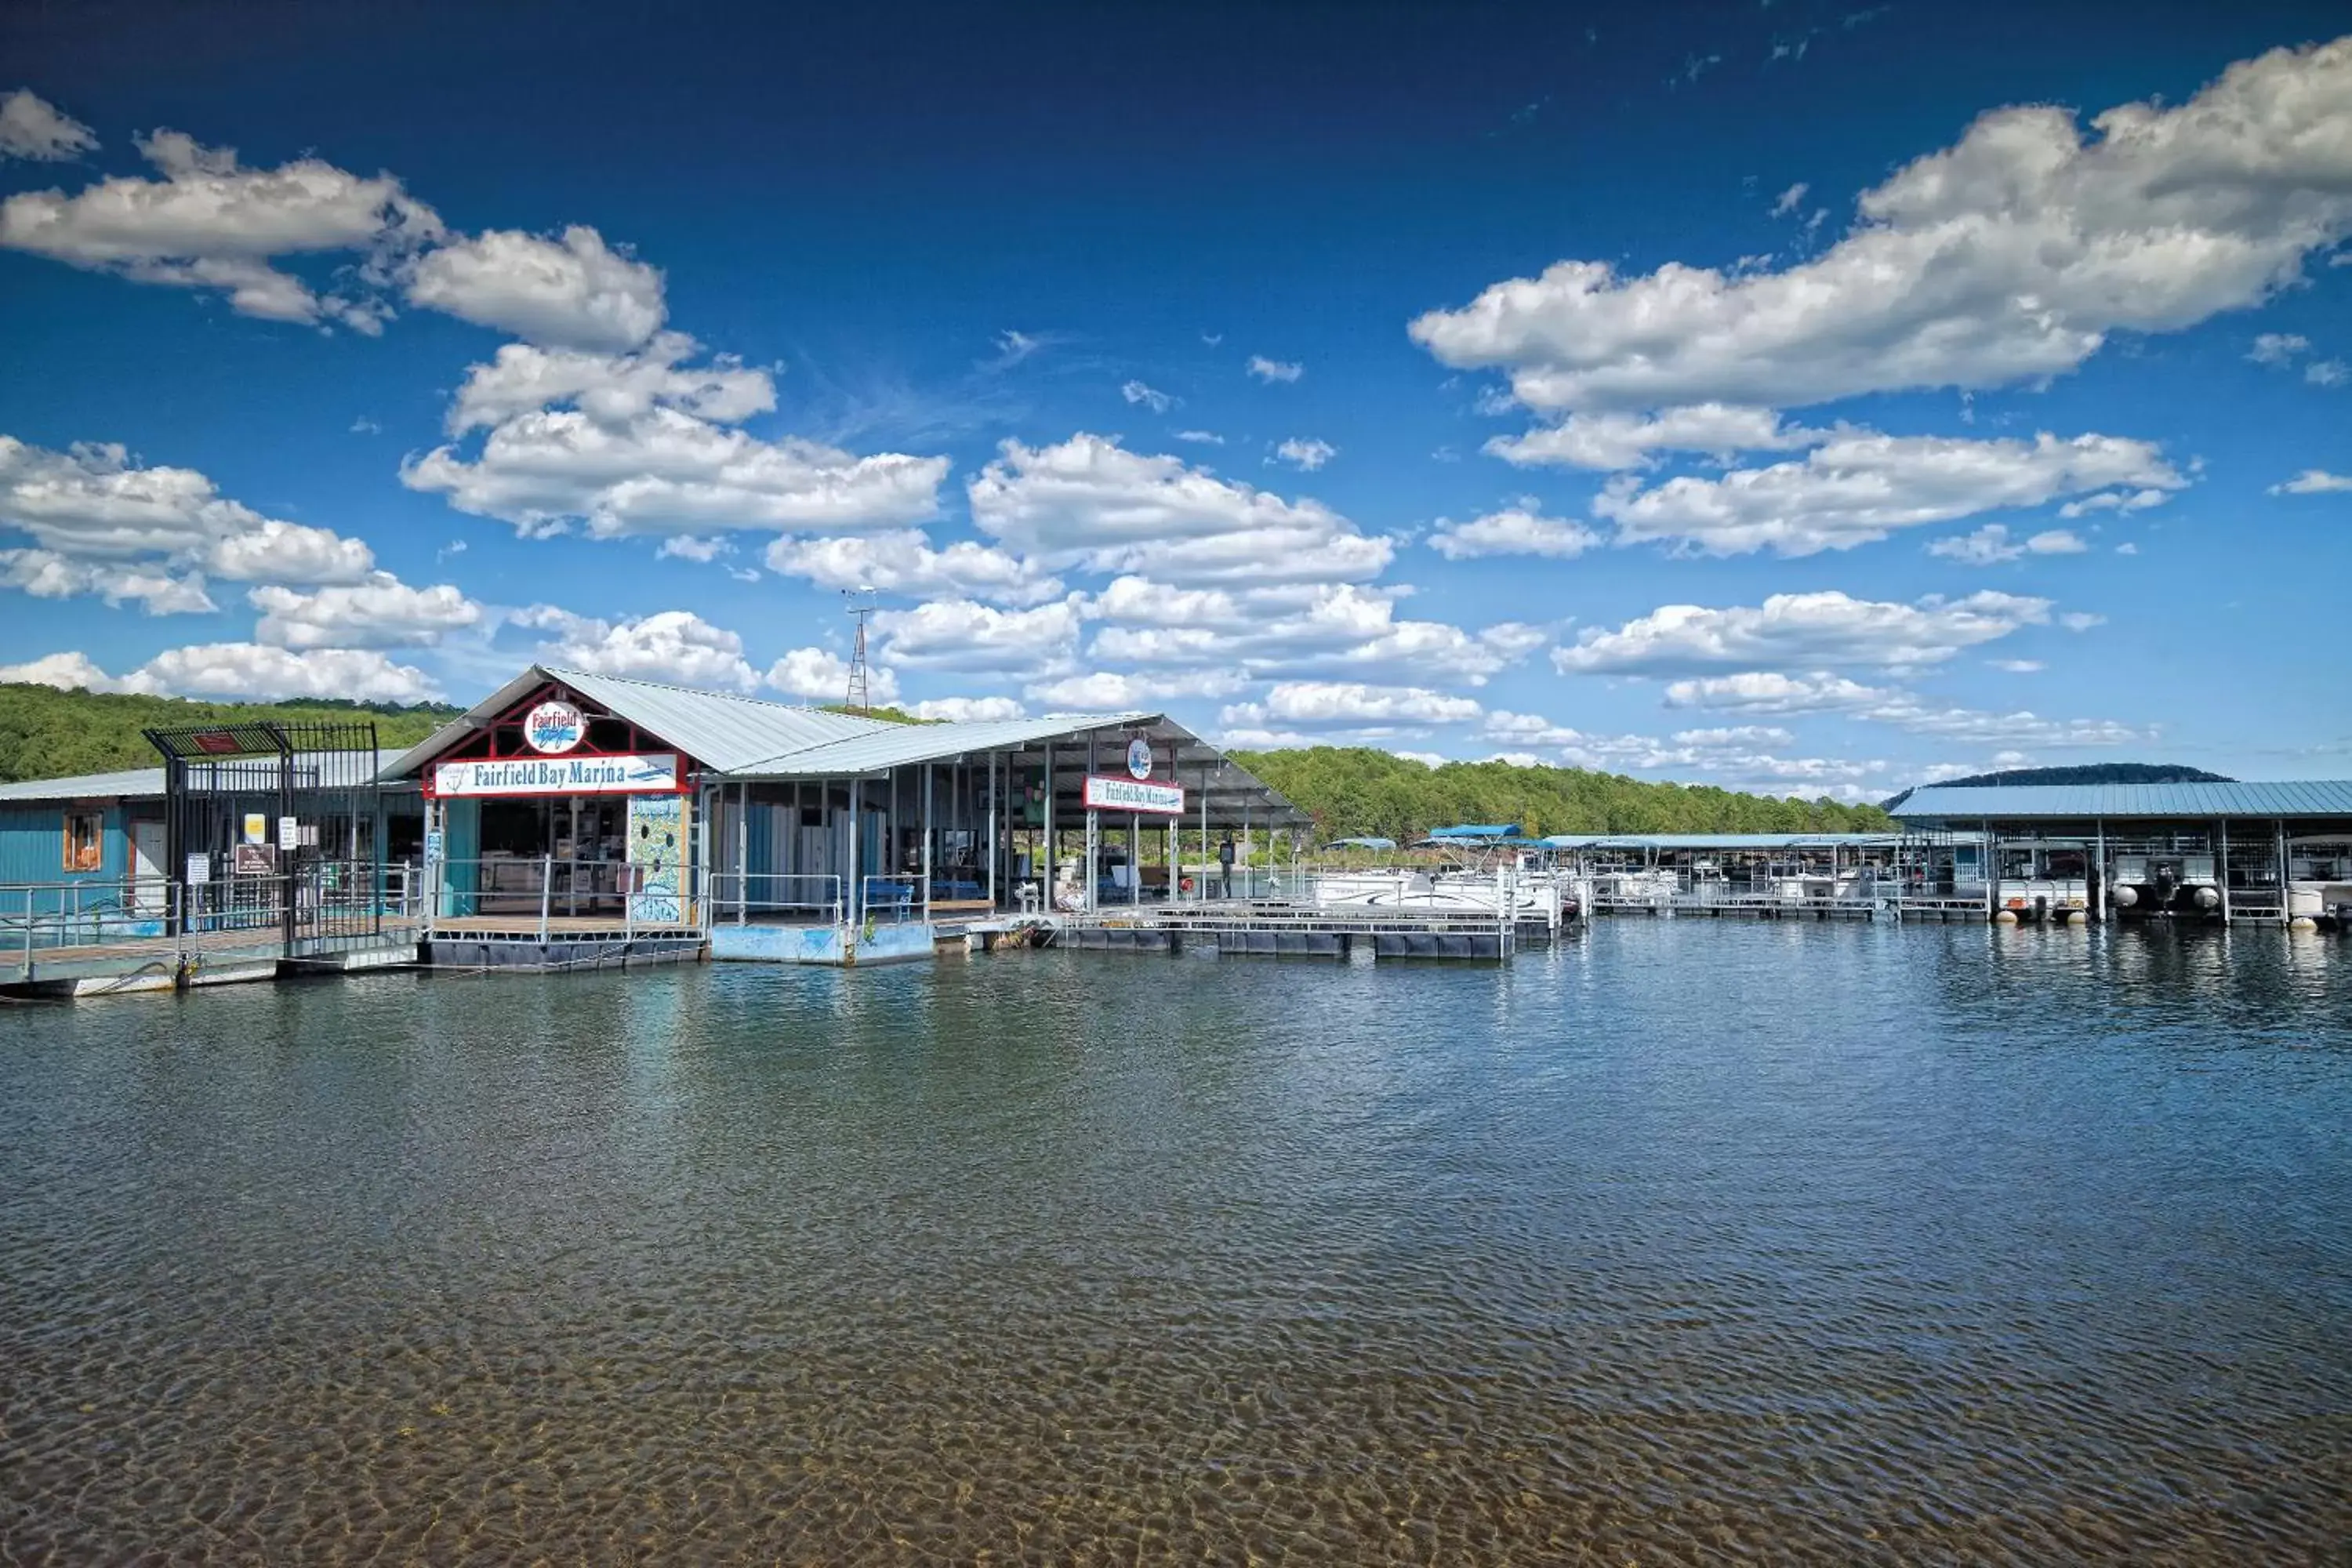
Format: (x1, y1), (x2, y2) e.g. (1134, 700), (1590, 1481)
(985, 753), (998, 912)
(2278, 818), (2289, 925)
(848, 775), (861, 927)
(1085, 808), (1099, 913)
(922, 763), (934, 924)
(2217, 818), (2231, 925)
(1042, 742), (1054, 911)
(539, 852), (552, 946)
(1129, 811), (1140, 907)
(1200, 760), (1210, 904)
(1984, 820), (1996, 920)
(2094, 818), (2107, 924)
(736, 780), (750, 926)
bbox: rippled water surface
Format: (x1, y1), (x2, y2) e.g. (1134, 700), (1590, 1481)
(5, 923), (2350, 1563)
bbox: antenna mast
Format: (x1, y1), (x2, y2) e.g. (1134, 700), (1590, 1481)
(844, 586), (878, 715)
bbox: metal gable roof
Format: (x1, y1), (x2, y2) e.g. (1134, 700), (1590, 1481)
(1890, 782), (2352, 821)
(1538, 833), (1901, 851)
(382, 665), (899, 779)
(0, 766), (166, 803)
(735, 711), (1160, 776)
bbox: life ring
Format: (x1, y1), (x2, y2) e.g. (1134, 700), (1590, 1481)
(1179, 876), (1194, 893)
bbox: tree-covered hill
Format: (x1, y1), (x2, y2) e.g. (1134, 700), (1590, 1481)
(0, 684), (463, 784)
(1234, 746), (1892, 840)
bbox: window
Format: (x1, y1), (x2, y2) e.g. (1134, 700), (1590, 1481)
(64, 811), (103, 873)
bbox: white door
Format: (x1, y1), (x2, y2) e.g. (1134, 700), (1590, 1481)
(131, 820), (167, 915)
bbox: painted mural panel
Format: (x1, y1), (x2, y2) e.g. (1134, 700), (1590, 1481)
(627, 794), (688, 924)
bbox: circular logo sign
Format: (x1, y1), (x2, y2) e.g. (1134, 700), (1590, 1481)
(524, 700), (586, 754)
(1125, 737), (1152, 780)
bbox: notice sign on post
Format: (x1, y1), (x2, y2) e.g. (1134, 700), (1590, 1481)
(1083, 775), (1185, 815)
(278, 816), (299, 851)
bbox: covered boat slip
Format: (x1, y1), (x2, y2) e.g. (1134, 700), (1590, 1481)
(1888, 782), (2352, 927)
(702, 717), (1311, 927)
(383, 665), (1308, 967)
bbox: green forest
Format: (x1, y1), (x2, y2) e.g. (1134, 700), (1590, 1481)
(2, 682), (1892, 837)
(1236, 746), (1892, 839)
(0, 684), (461, 785)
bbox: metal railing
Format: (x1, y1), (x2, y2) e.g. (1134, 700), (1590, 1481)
(705, 871), (846, 927)
(422, 856), (695, 942)
(2, 861), (413, 979)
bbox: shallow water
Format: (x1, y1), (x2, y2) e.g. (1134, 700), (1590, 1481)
(3, 922), (2349, 1563)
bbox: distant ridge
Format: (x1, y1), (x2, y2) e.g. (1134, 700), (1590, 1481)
(1881, 762), (2234, 812)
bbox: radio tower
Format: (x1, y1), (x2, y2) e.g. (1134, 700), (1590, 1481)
(844, 586), (878, 715)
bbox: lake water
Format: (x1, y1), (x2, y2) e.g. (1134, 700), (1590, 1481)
(3, 923), (2349, 1563)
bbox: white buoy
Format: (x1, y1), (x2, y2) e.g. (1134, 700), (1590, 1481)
(2112, 884), (2138, 909)
(2194, 886), (2221, 911)
(2291, 916), (2319, 932)
(1994, 909), (2019, 925)
(2066, 910), (2087, 927)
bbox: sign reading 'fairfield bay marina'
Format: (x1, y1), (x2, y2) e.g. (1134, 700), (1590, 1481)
(1083, 775), (1185, 815)
(430, 753), (683, 797)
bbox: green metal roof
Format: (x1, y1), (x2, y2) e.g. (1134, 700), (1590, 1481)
(1890, 782), (2352, 822)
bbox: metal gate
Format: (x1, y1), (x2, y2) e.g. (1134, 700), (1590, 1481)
(141, 719), (386, 954)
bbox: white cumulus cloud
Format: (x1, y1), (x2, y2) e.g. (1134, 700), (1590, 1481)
(1428, 505), (1601, 560)
(763, 528), (1062, 605)
(1412, 36), (2352, 413)
(0, 128), (441, 331)
(965, 434), (1391, 586)
(765, 645), (902, 706)
(517, 605), (759, 690)
(249, 575), (482, 649)
(1273, 437), (1336, 471)
(45, 643), (441, 703)
(908, 695), (1025, 723)
(0, 90), (98, 162)
(1247, 355), (1303, 383)
(1592, 430), (2184, 557)
(2274, 468), (2352, 493)
(1553, 590), (2052, 674)
(1927, 524), (2093, 564)
(1485, 405), (1827, 471)
(402, 225), (665, 351)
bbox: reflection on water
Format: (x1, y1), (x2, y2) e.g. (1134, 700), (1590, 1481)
(3, 924), (2349, 1562)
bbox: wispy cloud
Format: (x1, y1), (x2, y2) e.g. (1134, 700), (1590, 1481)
(1247, 355), (1302, 384)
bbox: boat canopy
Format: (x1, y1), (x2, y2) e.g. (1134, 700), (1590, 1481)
(1326, 836), (1399, 850)
(1425, 823), (1523, 840)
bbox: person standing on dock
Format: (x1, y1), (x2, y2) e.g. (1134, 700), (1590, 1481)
(1218, 834), (1236, 899)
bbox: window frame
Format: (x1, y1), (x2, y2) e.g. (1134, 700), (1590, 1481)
(63, 809), (105, 873)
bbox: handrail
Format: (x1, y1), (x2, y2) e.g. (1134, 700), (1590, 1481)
(705, 871), (845, 927)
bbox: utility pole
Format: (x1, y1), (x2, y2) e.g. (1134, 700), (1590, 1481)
(844, 586), (878, 716)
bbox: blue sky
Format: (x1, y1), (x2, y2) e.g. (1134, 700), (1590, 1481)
(2, 0), (2347, 799)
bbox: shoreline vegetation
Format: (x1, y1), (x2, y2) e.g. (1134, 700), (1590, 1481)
(1, 681), (1893, 836)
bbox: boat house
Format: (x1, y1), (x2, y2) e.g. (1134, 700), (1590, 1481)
(1888, 782), (2352, 926)
(384, 665), (1307, 966)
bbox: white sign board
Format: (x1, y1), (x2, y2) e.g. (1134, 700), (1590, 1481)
(278, 815), (299, 851)
(1083, 775), (1185, 815)
(430, 753), (681, 797)
(185, 852), (211, 885)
